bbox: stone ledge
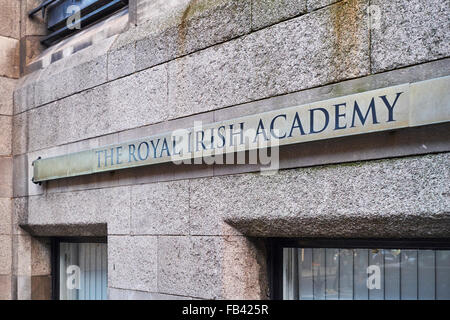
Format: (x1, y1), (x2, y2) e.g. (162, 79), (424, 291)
(214, 152), (450, 238)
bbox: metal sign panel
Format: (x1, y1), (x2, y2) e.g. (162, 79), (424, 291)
(32, 76), (450, 183)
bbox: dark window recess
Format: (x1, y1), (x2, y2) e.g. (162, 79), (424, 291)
(29, 0), (128, 46)
(269, 239), (450, 300)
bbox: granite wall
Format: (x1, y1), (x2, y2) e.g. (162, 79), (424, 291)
(7, 0), (450, 299)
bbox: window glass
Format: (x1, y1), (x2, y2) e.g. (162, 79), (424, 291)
(283, 248), (450, 300)
(59, 242), (107, 300)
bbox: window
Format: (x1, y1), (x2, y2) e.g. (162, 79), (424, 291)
(53, 238), (108, 300)
(270, 240), (450, 300)
(29, 0), (129, 46)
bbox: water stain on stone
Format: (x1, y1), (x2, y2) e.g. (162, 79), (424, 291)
(330, 0), (367, 78)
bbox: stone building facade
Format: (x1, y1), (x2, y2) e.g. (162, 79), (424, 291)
(0, 0), (449, 299)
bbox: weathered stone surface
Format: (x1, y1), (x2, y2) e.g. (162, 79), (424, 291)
(190, 153), (450, 238)
(371, 0), (450, 73)
(30, 275), (51, 300)
(31, 238), (51, 276)
(168, 0), (369, 117)
(108, 236), (158, 292)
(0, 0), (20, 39)
(34, 37), (116, 107)
(0, 116), (12, 156)
(12, 197), (27, 235)
(0, 198), (11, 235)
(134, 0), (251, 70)
(222, 237), (269, 299)
(16, 275), (31, 299)
(0, 275), (12, 299)
(0, 36), (19, 79)
(190, 179), (242, 236)
(27, 64), (167, 152)
(307, 0), (340, 11)
(0, 157), (12, 198)
(158, 236), (223, 299)
(108, 42), (135, 81)
(12, 106), (30, 156)
(131, 181), (189, 235)
(12, 154), (28, 198)
(214, 58), (450, 122)
(27, 186), (131, 235)
(0, 77), (16, 115)
(0, 235), (11, 274)
(34, 54), (107, 107)
(252, 0), (306, 30)
(13, 70), (39, 115)
(158, 235), (268, 299)
(15, 234), (31, 275)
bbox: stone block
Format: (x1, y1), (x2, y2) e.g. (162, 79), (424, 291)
(214, 58), (450, 123)
(0, 235), (12, 274)
(108, 236), (158, 292)
(222, 236), (269, 299)
(35, 54), (108, 107)
(158, 236), (223, 299)
(252, 0), (307, 30)
(13, 70), (39, 115)
(31, 275), (51, 300)
(371, 0), (450, 73)
(12, 197), (28, 235)
(31, 238), (51, 276)
(0, 198), (11, 235)
(108, 41), (135, 81)
(158, 235), (268, 299)
(27, 64), (167, 152)
(131, 180), (189, 235)
(190, 178), (242, 236)
(12, 111), (28, 156)
(135, 26), (178, 72)
(0, 115), (12, 155)
(15, 234), (31, 276)
(0, 156), (12, 198)
(0, 275), (11, 299)
(17, 275), (31, 299)
(27, 186), (131, 235)
(168, 0), (369, 117)
(0, 36), (19, 79)
(0, 0), (20, 39)
(34, 37), (116, 107)
(135, 0), (252, 71)
(12, 154), (28, 198)
(190, 153), (450, 238)
(0, 77), (16, 115)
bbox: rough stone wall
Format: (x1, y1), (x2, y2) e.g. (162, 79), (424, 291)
(0, 0), (20, 301)
(0, 0), (50, 300)
(9, 0), (450, 299)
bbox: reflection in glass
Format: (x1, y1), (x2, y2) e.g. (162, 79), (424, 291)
(283, 248), (450, 300)
(59, 242), (107, 300)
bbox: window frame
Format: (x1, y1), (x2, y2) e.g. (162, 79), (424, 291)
(29, 0), (129, 46)
(267, 238), (450, 300)
(51, 237), (107, 300)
